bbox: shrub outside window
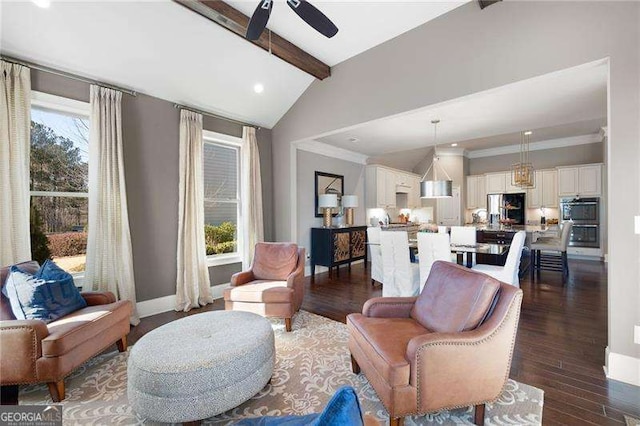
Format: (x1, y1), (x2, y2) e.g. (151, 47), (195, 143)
(203, 136), (241, 262)
(30, 94), (90, 274)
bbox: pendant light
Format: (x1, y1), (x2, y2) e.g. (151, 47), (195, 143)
(420, 119), (453, 198)
(511, 130), (535, 188)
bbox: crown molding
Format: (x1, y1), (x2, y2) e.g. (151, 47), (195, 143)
(435, 147), (466, 157)
(466, 133), (603, 159)
(295, 140), (369, 165)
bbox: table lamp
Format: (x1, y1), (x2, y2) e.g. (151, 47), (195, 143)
(342, 195), (358, 226)
(319, 194), (338, 227)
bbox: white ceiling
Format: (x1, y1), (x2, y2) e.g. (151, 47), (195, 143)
(0, 0), (468, 128)
(316, 60), (608, 156)
(226, 0), (469, 66)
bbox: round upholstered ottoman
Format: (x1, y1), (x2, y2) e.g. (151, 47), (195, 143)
(127, 311), (275, 423)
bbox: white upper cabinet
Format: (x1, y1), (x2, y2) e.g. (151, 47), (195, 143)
(505, 171), (524, 193)
(366, 165), (421, 209)
(557, 164), (602, 197)
(466, 175), (486, 210)
(528, 169), (558, 209)
(486, 173), (506, 194)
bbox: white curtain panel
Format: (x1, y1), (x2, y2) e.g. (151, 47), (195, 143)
(85, 85), (139, 325)
(176, 110), (213, 312)
(0, 61), (31, 266)
(241, 126), (264, 269)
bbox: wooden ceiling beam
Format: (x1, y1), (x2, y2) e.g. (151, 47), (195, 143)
(174, 0), (331, 80)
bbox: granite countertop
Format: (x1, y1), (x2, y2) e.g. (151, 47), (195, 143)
(465, 224), (560, 233)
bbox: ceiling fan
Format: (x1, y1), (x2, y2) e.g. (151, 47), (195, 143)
(246, 0), (339, 41)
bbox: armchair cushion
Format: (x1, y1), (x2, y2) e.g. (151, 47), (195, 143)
(42, 301), (131, 357)
(4, 261), (86, 323)
(348, 315), (429, 387)
(410, 261), (500, 333)
(252, 243), (299, 280)
(224, 281), (293, 304)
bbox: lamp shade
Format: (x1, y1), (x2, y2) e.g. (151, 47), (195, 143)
(318, 194), (338, 208)
(420, 180), (453, 199)
(342, 195), (358, 208)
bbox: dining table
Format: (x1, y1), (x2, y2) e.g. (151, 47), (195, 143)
(369, 240), (511, 268)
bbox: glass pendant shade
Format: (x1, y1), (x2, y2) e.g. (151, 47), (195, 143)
(420, 179), (453, 198)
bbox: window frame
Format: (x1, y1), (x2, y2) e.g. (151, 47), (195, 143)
(30, 91), (91, 287)
(202, 130), (244, 267)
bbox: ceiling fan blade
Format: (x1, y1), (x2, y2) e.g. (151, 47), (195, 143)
(287, 0), (338, 39)
(246, 0), (273, 41)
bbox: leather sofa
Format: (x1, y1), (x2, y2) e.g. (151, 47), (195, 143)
(224, 243), (305, 332)
(347, 261), (523, 426)
(0, 261), (132, 402)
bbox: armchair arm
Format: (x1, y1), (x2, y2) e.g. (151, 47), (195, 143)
(81, 291), (116, 306)
(405, 290), (522, 412)
(231, 270), (255, 287)
(0, 320), (49, 384)
(362, 297), (417, 318)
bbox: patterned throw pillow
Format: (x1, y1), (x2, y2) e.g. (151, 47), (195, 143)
(3, 260), (87, 323)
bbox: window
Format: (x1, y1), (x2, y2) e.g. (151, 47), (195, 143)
(203, 131), (243, 265)
(30, 92), (90, 275)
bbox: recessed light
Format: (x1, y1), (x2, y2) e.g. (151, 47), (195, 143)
(451, 143), (458, 147)
(524, 131), (533, 135)
(32, 0), (50, 8)
(348, 137), (360, 143)
(253, 83), (264, 94)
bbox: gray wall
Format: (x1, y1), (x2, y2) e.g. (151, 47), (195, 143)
(32, 69), (274, 302)
(271, 1), (640, 371)
(469, 142), (604, 175)
(296, 150), (365, 267)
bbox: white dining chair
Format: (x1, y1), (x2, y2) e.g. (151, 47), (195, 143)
(472, 231), (526, 287)
(367, 227), (383, 286)
(417, 232), (452, 291)
(530, 221), (573, 283)
(380, 231), (420, 297)
(438, 226), (448, 234)
(450, 226), (477, 265)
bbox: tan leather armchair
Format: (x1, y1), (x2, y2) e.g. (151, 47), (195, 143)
(347, 261), (523, 426)
(224, 243), (305, 332)
(1, 261), (132, 402)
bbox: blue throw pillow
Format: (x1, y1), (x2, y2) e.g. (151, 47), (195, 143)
(235, 387), (364, 426)
(3, 260), (87, 323)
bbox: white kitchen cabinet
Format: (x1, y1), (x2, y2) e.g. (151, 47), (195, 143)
(366, 165), (422, 209)
(557, 164), (602, 197)
(486, 173), (506, 194)
(528, 169), (558, 209)
(542, 170), (558, 207)
(578, 165), (602, 196)
(408, 176), (421, 209)
(466, 175), (487, 209)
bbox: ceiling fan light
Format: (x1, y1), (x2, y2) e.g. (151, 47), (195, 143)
(420, 180), (453, 199)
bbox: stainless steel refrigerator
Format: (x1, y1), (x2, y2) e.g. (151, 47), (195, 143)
(487, 193), (526, 225)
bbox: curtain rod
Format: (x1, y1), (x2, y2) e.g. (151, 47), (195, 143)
(1, 55), (137, 96)
(174, 104), (260, 129)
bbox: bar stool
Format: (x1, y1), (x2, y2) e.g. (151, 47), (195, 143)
(530, 221), (573, 283)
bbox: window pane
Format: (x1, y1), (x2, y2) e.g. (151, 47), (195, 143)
(31, 107), (89, 193)
(203, 143), (238, 200)
(204, 202), (238, 256)
(31, 196), (88, 273)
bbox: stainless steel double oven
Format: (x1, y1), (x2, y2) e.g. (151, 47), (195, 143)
(560, 197), (600, 248)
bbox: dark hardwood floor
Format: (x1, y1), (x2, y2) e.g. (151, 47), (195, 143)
(5, 259), (640, 425)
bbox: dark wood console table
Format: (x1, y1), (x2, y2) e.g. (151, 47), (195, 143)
(310, 226), (367, 278)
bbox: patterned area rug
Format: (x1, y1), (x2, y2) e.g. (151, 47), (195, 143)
(20, 311), (544, 425)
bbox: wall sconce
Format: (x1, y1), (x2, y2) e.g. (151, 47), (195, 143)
(342, 195), (358, 226)
(319, 194), (338, 228)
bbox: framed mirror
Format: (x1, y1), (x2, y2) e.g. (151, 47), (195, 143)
(315, 171), (344, 217)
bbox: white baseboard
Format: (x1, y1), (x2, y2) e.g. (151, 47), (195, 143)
(304, 260), (365, 277)
(136, 283), (230, 319)
(604, 346), (640, 386)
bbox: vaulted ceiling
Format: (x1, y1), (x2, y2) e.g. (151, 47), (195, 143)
(0, 0), (468, 128)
